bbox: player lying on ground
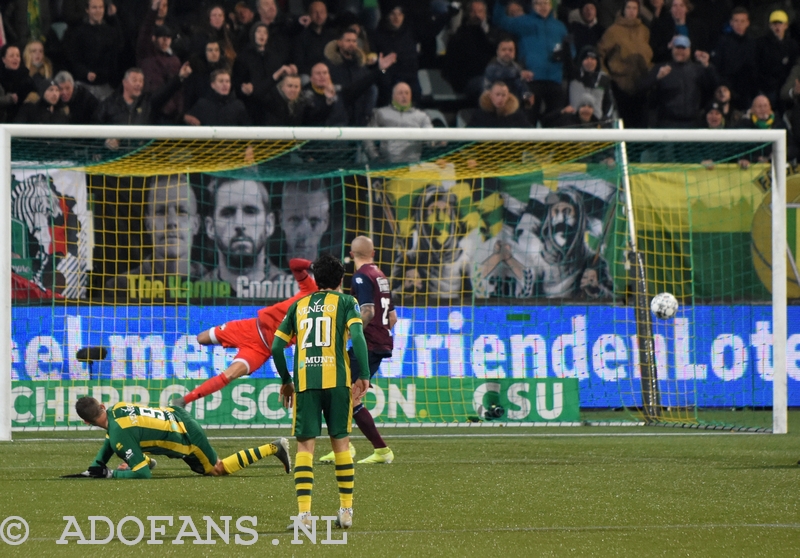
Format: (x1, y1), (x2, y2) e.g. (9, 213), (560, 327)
(70, 397), (291, 479)
(171, 258), (316, 408)
(319, 236), (396, 465)
(272, 253), (371, 529)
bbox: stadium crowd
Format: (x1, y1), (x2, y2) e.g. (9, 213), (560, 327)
(0, 0), (797, 148)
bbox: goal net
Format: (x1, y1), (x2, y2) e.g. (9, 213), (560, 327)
(1, 126), (789, 436)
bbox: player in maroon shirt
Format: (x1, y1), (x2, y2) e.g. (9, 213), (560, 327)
(171, 258), (316, 408)
(319, 236), (397, 464)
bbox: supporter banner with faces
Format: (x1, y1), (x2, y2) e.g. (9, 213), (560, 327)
(9, 163), (773, 304)
(349, 166), (619, 304)
(89, 173), (343, 303)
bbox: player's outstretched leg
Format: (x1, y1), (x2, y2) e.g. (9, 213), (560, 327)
(219, 438), (290, 475)
(170, 360), (246, 408)
(354, 404), (394, 464)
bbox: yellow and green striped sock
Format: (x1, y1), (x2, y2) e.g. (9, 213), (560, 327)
(334, 450), (354, 509)
(295, 452), (314, 513)
(221, 442), (278, 474)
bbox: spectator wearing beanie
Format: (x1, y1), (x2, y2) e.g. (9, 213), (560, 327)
(703, 101), (725, 129)
(14, 79), (69, 124)
(568, 45), (616, 120)
(712, 84), (742, 127)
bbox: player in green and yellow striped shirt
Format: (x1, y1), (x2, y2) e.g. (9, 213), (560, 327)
(272, 253), (370, 530)
(72, 397), (291, 479)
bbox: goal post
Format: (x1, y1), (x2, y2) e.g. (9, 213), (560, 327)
(0, 125), (788, 439)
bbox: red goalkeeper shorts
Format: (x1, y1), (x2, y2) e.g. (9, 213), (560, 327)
(209, 318), (271, 374)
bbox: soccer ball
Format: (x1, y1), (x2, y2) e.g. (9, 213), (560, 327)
(650, 292), (679, 320)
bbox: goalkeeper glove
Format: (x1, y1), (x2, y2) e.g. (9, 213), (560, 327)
(85, 465), (113, 479)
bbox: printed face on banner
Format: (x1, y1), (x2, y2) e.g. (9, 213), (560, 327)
(471, 174), (615, 300)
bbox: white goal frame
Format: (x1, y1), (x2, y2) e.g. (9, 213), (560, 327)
(0, 125), (787, 439)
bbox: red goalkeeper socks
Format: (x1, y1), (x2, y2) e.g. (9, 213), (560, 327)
(183, 373), (232, 404)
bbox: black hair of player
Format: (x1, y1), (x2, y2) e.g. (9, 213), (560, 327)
(313, 253), (345, 290)
(75, 396), (103, 423)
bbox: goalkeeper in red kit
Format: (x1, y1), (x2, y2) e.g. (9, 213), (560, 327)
(171, 259), (316, 408)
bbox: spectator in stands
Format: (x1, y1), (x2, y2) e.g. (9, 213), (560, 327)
(441, 0), (498, 102)
(596, 0), (653, 127)
(365, 81), (433, 163)
(14, 80), (70, 124)
(468, 80), (531, 127)
(371, 4), (421, 107)
(302, 62), (347, 126)
(65, 0), (124, 101)
(2, 0), (51, 46)
(263, 71), (310, 126)
(254, 0), (295, 62)
(568, 0), (606, 58)
(598, 0), (654, 29)
(756, 10), (800, 110)
(568, 45), (616, 120)
(542, 94), (603, 127)
(639, 35), (716, 128)
(230, 0), (257, 52)
(293, 1), (338, 77)
(0, 45), (37, 121)
(54, 70), (100, 124)
(711, 7), (757, 111)
(184, 68), (251, 126)
(702, 101), (725, 129)
(493, 0), (567, 126)
(183, 40), (231, 111)
(137, 17), (183, 125)
(191, 4), (238, 64)
(649, 0), (709, 64)
(92, 64), (191, 148)
(324, 28), (396, 126)
(233, 22), (292, 125)
(483, 37), (534, 108)
(22, 41), (53, 95)
(336, 13), (376, 63)
(737, 95), (794, 166)
(713, 84), (742, 127)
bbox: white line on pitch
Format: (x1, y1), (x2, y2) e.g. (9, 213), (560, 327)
(5, 431), (768, 443)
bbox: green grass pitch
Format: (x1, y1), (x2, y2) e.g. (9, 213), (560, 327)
(1, 414), (799, 557)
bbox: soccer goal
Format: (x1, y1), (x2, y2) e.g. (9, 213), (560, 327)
(0, 125), (789, 438)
